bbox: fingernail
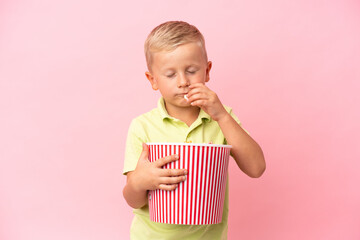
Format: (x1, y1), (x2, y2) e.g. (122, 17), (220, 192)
(175, 155), (179, 159)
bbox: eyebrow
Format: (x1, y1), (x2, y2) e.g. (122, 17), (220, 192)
(186, 65), (200, 69)
(159, 62), (203, 73)
(165, 64), (201, 70)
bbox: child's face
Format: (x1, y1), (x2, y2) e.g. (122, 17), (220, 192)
(146, 42), (212, 110)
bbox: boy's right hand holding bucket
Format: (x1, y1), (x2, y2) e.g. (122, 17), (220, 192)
(123, 143), (188, 209)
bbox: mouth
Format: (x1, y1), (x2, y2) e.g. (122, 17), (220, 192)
(177, 93), (188, 97)
(176, 93), (189, 101)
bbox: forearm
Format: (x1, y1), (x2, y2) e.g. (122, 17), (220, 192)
(217, 113), (266, 178)
(123, 172), (148, 209)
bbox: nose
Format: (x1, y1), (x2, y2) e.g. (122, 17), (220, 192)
(177, 73), (190, 88)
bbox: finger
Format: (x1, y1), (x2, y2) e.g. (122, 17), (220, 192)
(190, 99), (207, 107)
(187, 88), (203, 98)
(158, 183), (179, 191)
(188, 92), (209, 102)
(160, 175), (187, 184)
(155, 154), (179, 167)
(187, 85), (207, 97)
(160, 168), (188, 177)
(139, 143), (149, 160)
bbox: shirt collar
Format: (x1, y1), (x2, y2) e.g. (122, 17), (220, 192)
(157, 97), (211, 122)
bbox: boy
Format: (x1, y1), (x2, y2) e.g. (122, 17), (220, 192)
(123, 21), (265, 239)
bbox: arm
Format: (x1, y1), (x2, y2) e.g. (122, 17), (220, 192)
(187, 83), (266, 178)
(123, 143), (188, 209)
(123, 171), (148, 209)
(217, 112), (265, 178)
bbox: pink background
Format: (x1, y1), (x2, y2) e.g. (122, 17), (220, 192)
(1, 0), (359, 239)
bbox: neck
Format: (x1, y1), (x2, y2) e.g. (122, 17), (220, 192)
(165, 103), (200, 127)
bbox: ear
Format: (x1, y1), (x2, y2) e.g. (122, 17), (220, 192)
(145, 71), (158, 90)
(205, 61), (212, 83)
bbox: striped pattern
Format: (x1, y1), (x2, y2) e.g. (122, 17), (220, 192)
(147, 143), (231, 225)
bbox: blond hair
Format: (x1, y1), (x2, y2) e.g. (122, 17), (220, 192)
(144, 21), (208, 71)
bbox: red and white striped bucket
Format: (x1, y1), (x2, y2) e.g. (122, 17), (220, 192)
(147, 143), (231, 225)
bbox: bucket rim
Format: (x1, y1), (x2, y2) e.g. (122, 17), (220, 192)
(146, 142), (232, 148)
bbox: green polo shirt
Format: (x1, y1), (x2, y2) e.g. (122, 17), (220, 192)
(124, 97), (242, 240)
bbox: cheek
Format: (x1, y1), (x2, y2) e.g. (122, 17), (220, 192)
(159, 80), (175, 92)
(192, 73), (206, 83)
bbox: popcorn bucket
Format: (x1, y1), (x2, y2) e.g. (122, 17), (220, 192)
(147, 143), (231, 225)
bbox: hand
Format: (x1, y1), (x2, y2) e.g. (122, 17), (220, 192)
(132, 143), (188, 191)
(186, 83), (228, 121)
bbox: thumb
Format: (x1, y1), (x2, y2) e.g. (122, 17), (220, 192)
(139, 143), (149, 161)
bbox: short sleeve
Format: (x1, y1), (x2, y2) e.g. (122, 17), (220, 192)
(223, 106), (250, 145)
(123, 119), (146, 175)
(228, 107), (241, 125)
